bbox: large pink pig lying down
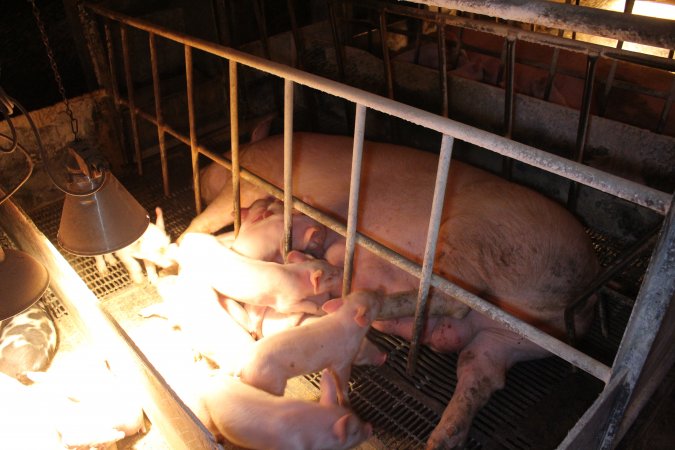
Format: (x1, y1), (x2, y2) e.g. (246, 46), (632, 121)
(182, 132), (599, 449)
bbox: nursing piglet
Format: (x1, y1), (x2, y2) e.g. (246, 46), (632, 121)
(203, 369), (372, 450)
(239, 290), (383, 405)
(175, 232), (341, 315)
(94, 207), (173, 284)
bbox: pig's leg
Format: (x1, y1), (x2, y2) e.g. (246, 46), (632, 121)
(144, 259), (158, 284)
(94, 255), (108, 275)
(353, 338), (387, 367)
(425, 330), (547, 450)
(115, 249), (145, 283)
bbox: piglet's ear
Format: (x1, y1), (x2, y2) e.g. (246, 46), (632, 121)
(319, 369), (338, 406)
(332, 414), (353, 444)
(286, 250), (311, 264)
(155, 207), (165, 231)
(310, 269), (323, 294)
(354, 305), (369, 328)
(322, 298), (343, 314)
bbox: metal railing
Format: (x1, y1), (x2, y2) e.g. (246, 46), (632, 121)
(80, 2), (674, 448)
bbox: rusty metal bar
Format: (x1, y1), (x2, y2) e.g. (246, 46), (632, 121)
(149, 33), (169, 197)
(283, 79), (294, 259)
(437, 18), (449, 117)
(103, 21), (120, 110)
(568, 52), (599, 211)
(230, 60), (241, 237)
(184, 45), (201, 215)
(120, 24), (142, 175)
(502, 33), (516, 179)
(342, 104), (367, 296)
(599, 0), (634, 118)
(379, 9), (394, 99)
(86, 3), (672, 216)
(406, 133), (455, 376)
(407, 0), (675, 50)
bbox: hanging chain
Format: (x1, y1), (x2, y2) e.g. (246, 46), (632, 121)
(28, 0), (79, 139)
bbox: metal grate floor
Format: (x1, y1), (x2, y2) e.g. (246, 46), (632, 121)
(23, 153), (643, 450)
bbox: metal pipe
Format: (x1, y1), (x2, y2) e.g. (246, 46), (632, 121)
(406, 0), (675, 50)
(86, 3), (672, 215)
(120, 24), (142, 175)
(149, 33), (169, 197)
(285, 0), (305, 69)
(283, 80), (294, 259)
(502, 33), (516, 179)
(437, 18), (448, 117)
(184, 45), (201, 215)
(406, 133), (455, 376)
(103, 21), (120, 110)
(342, 104), (367, 296)
(656, 77), (675, 134)
(568, 52), (599, 211)
(379, 9), (394, 99)
(229, 60), (241, 237)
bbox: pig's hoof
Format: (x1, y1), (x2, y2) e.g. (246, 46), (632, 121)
(426, 426), (465, 450)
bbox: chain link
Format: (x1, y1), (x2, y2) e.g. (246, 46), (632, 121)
(28, 0), (79, 139)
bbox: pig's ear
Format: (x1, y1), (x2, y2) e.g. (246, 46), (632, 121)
(286, 250), (311, 264)
(249, 113), (275, 143)
(303, 226), (326, 253)
(155, 207), (165, 231)
(332, 414), (354, 444)
(319, 369), (338, 406)
(322, 297), (344, 313)
(354, 305), (370, 328)
(310, 269), (324, 294)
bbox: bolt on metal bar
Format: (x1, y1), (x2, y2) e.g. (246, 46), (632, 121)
(406, 133), (455, 376)
(501, 33), (516, 179)
(600, 192), (675, 448)
(568, 52), (599, 212)
(184, 45), (201, 215)
(342, 104), (367, 296)
(120, 24), (142, 176)
(86, 2), (672, 216)
(103, 21), (120, 111)
(283, 80), (294, 259)
(149, 33), (170, 197)
(230, 60), (241, 237)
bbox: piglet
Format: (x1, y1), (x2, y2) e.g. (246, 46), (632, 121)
(175, 232), (341, 315)
(94, 207), (173, 284)
(0, 301), (58, 383)
(239, 290), (383, 405)
(202, 369), (372, 450)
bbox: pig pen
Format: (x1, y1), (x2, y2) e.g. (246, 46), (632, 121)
(4, 0), (674, 449)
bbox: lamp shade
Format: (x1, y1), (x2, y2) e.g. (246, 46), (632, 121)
(0, 248), (49, 320)
(57, 172), (149, 256)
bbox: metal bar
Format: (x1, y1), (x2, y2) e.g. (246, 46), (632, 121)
(502, 33), (516, 179)
(285, 0), (305, 69)
(283, 80), (294, 259)
(185, 45), (201, 215)
(406, 134), (455, 376)
(379, 9), (394, 99)
(342, 104), (367, 296)
(86, 3), (672, 216)
(149, 33), (169, 197)
(406, 0), (675, 49)
(656, 77), (675, 134)
(600, 192), (675, 449)
(327, 0), (346, 82)
(568, 52), (599, 211)
(230, 60), (241, 236)
(599, 0), (634, 117)
(251, 0), (272, 60)
(120, 24), (142, 175)
(437, 18), (448, 117)
(103, 21), (120, 109)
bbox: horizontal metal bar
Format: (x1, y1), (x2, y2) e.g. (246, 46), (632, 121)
(405, 0), (675, 50)
(87, 3), (671, 216)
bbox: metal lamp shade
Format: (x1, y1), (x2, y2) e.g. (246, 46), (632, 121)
(57, 173), (149, 256)
(0, 248), (49, 320)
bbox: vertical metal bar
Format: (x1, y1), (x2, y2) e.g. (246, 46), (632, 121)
(342, 104), (367, 296)
(185, 45), (201, 215)
(379, 10), (394, 99)
(104, 21), (120, 109)
(599, 0), (634, 117)
(502, 33), (516, 179)
(407, 134), (455, 375)
(283, 80), (294, 259)
(120, 24), (142, 175)
(327, 0), (346, 82)
(252, 0), (272, 60)
(437, 18), (449, 118)
(149, 33), (170, 197)
(656, 77), (675, 134)
(285, 0), (305, 69)
(600, 192), (675, 449)
(567, 52), (599, 211)
(230, 60), (241, 237)
(544, 48), (560, 102)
